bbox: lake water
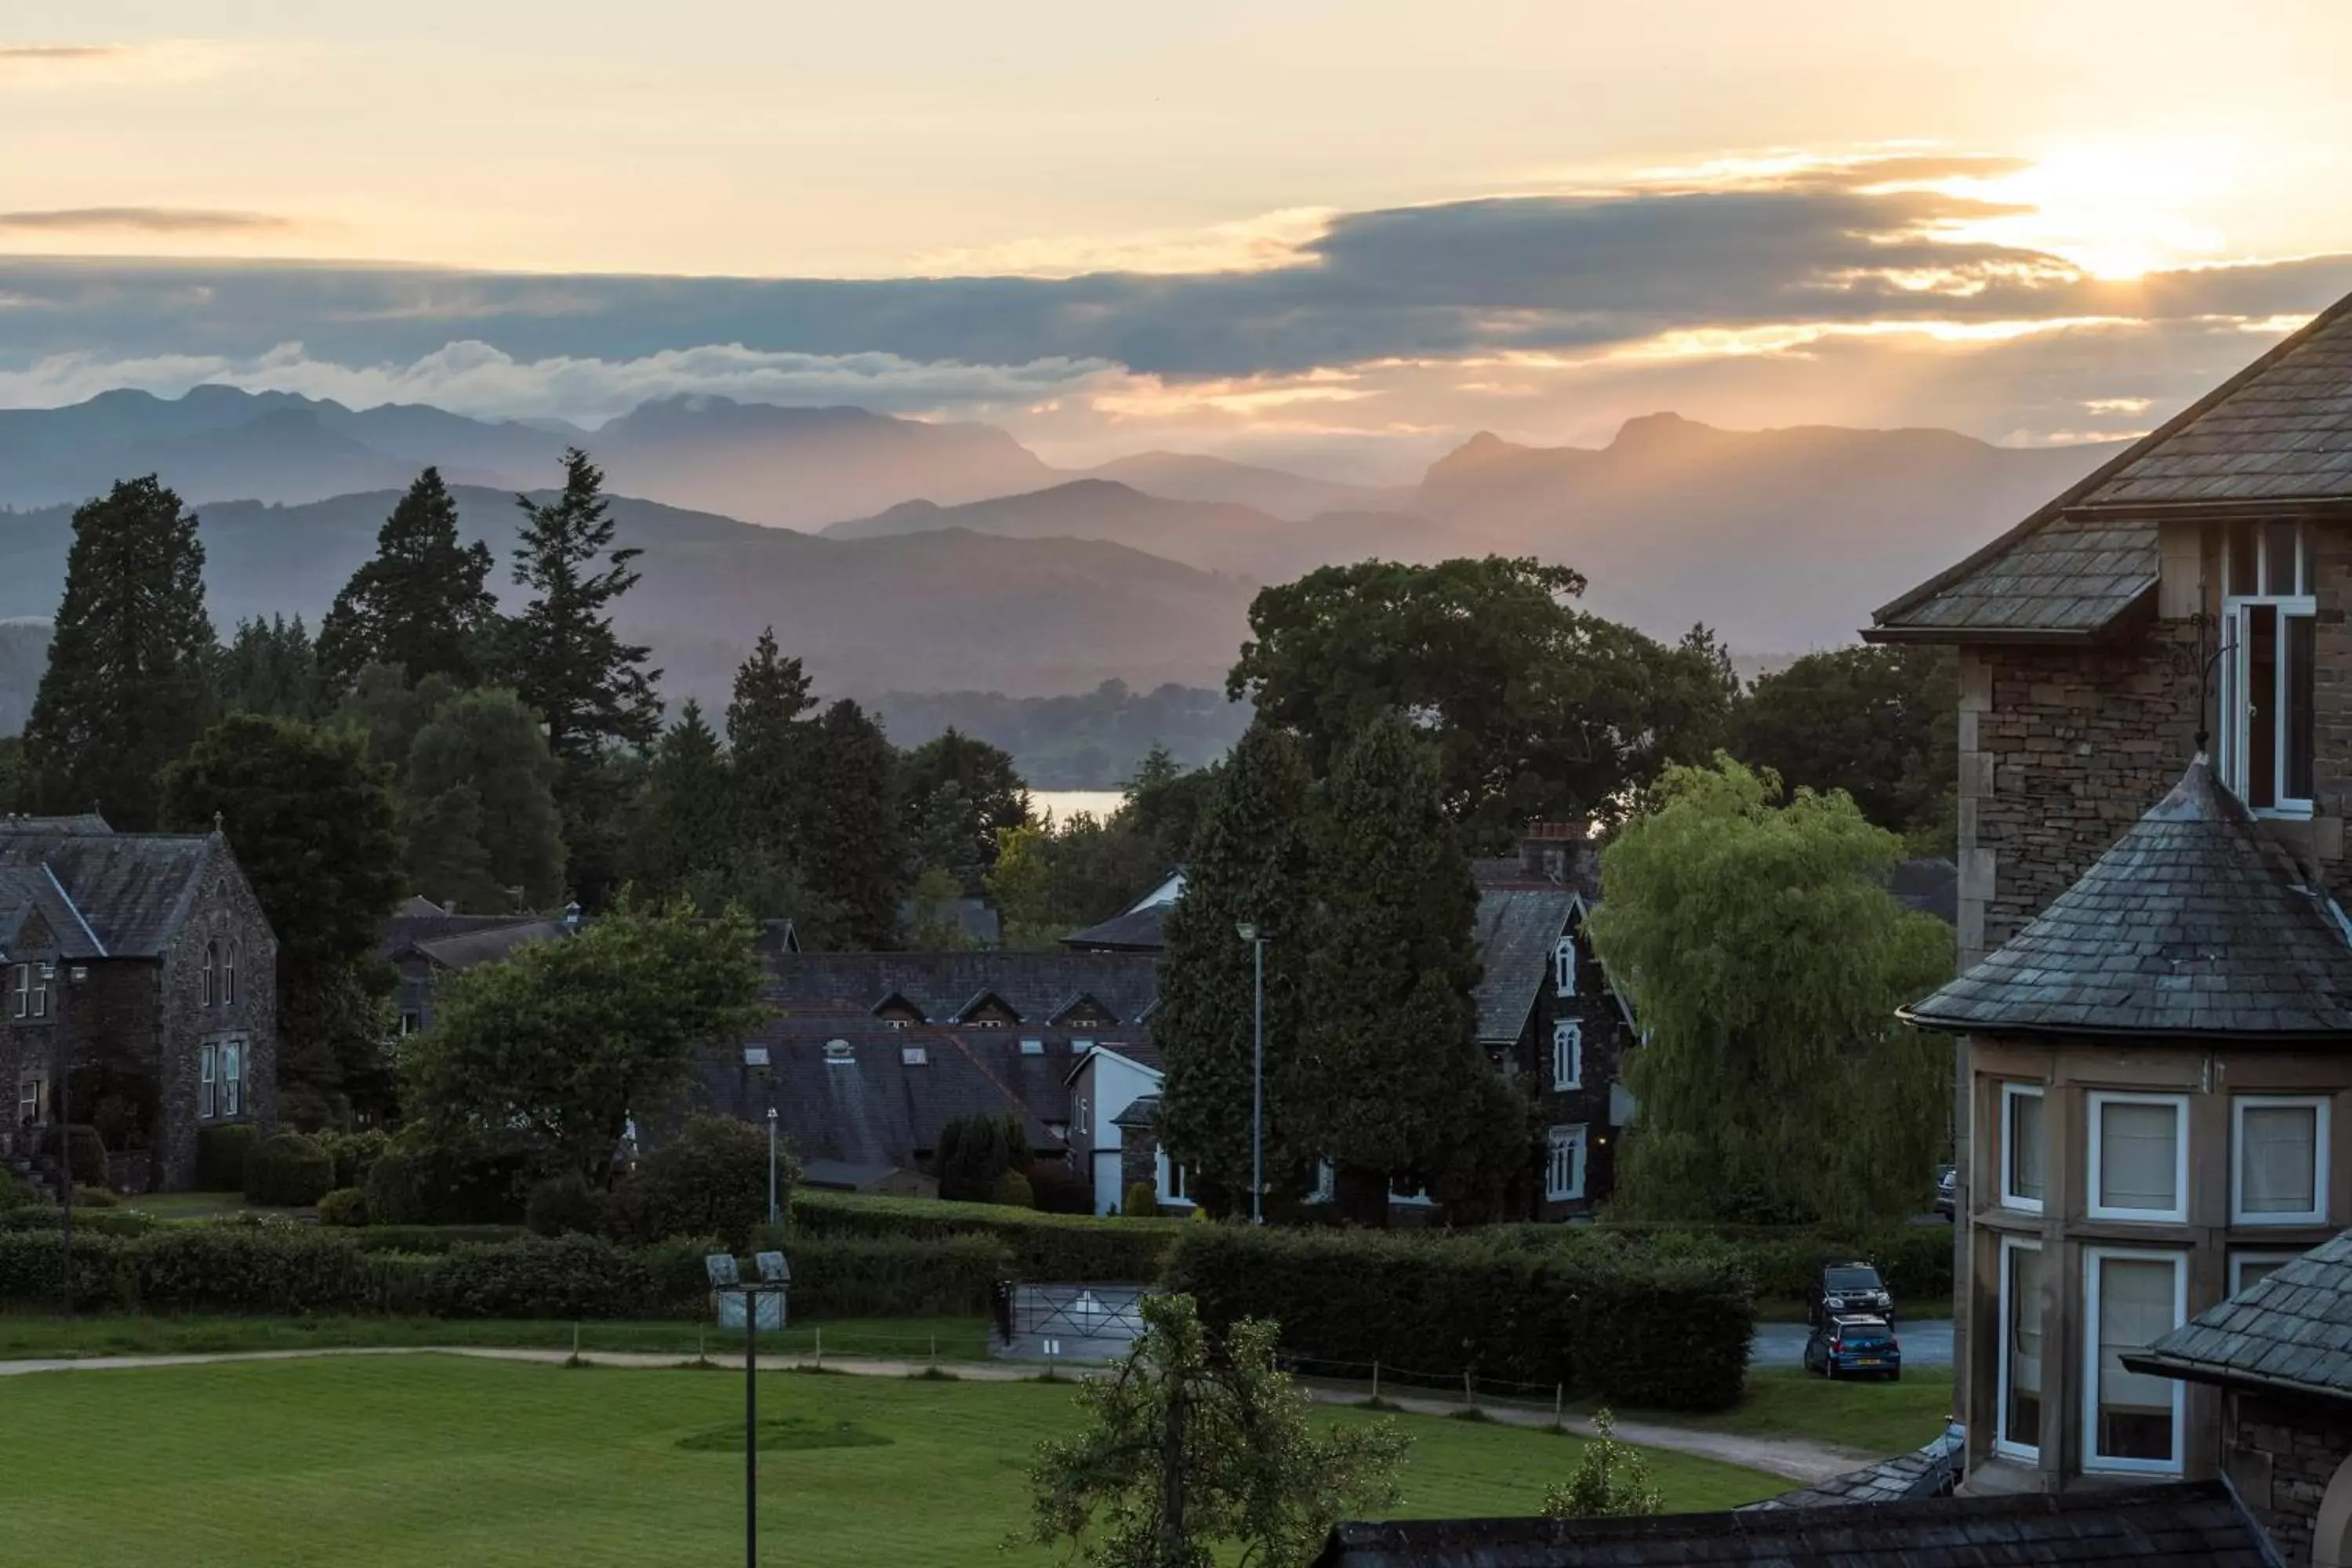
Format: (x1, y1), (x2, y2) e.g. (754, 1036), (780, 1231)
(1031, 789), (1127, 823)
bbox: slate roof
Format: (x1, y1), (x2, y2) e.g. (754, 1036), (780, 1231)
(0, 822), (225, 959)
(1903, 757), (2352, 1040)
(2129, 1229), (2352, 1404)
(1312, 1481), (2274, 1566)
(1062, 904), (1171, 952)
(0, 864), (81, 959)
(1889, 858), (1958, 927)
(380, 912), (547, 964)
(1871, 287), (2352, 642)
(414, 920), (571, 971)
(1472, 887), (1577, 1044)
(1112, 1094), (1161, 1131)
(763, 951), (1162, 1029)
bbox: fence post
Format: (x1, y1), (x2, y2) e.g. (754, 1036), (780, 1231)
(815, 1326), (822, 1370)
(1463, 1369), (1474, 1411)
(1553, 1384), (1564, 1431)
(929, 1334), (938, 1367)
(1372, 1360), (1381, 1403)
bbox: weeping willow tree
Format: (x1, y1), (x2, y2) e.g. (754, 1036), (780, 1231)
(1585, 755), (1953, 1229)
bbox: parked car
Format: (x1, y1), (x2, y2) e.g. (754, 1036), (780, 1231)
(1809, 1260), (1895, 1326)
(1934, 1165), (1956, 1221)
(1803, 1313), (1903, 1381)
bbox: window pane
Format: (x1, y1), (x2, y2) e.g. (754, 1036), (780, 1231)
(2008, 1091), (2045, 1203)
(2100, 1101), (2180, 1212)
(2287, 614), (2315, 802)
(2228, 521), (2257, 596)
(2247, 604), (2278, 809)
(2005, 1246), (2043, 1449)
(2267, 521), (2299, 595)
(2096, 1256), (2180, 1463)
(2236, 1258), (2289, 1292)
(2241, 1105), (2318, 1214)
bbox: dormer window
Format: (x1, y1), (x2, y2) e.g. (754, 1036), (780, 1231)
(1554, 935), (1577, 996)
(2220, 519), (2316, 816)
(873, 993), (927, 1029)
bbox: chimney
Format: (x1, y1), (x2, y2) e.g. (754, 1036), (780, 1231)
(1519, 820), (1592, 887)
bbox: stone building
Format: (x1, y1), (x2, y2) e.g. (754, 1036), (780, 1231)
(0, 815), (277, 1192)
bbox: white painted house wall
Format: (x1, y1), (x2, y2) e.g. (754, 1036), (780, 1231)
(1070, 1045), (1163, 1214)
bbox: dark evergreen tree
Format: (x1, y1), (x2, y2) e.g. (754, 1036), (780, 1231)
(159, 714), (404, 1123)
(503, 448), (662, 763)
(900, 728), (1029, 890)
(316, 468), (499, 694)
(634, 700), (739, 906)
(1283, 711), (1526, 1224)
(801, 698), (908, 949)
(219, 614), (326, 720)
(1155, 720), (1314, 1215)
(402, 686), (567, 910)
(24, 476), (218, 829)
(726, 626), (816, 858)
(910, 780), (993, 894)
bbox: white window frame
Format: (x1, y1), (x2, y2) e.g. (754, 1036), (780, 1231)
(2230, 1250), (2303, 1294)
(198, 1043), (218, 1120)
(223, 940), (238, 1007)
(2231, 1094), (2330, 1226)
(7, 963), (24, 1020)
(2087, 1091), (2190, 1223)
(1018, 1037), (1044, 1056)
(16, 1076), (38, 1124)
(31, 963), (49, 1019)
(2082, 1246), (2187, 1476)
(1155, 1148), (1195, 1207)
(1994, 1236), (2044, 1461)
(2219, 520), (2316, 818)
(1545, 1123), (1588, 1201)
(220, 1039), (243, 1117)
(899, 1045), (929, 1066)
(200, 941), (217, 1007)
(2000, 1083), (2046, 1214)
(1554, 935), (1577, 997)
(1551, 1019), (1584, 1091)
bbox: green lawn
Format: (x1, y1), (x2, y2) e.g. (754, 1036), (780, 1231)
(1591, 1367), (1956, 1459)
(0, 1354), (1784, 1567)
(0, 1312), (994, 1363)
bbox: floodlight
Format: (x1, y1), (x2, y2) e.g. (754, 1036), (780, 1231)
(705, 1253), (740, 1287)
(756, 1251), (790, 1284)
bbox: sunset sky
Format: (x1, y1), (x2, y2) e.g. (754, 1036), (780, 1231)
(8, 1), (2352, 475)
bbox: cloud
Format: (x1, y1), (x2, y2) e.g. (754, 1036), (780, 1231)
(0, 45), (123, 61)
(0, 208), (297, 234)
(0, 39), (252, 85)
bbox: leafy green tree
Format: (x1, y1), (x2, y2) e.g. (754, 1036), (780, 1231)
(339, 666), (461, 771)
(1156, 721), (1314, 1215)
(987, 823), (1061, 949)
(1542, 1410), (1664, 1519)
(1585, 756), (1955, 1228)
(1735, 644), (1958, 853)
(1227, 557), (1735, 850)
(1024, 1292), (1406, 1568)
(726, 626), (816, 855)
(317, 469), (499, 693)
(404, 895), (769, 1183)
(800, 698), (906, 949)
(934, 1110), (1029, 1202)
(402, 686), (566, 910)
(633, 700), (738, 902)
(1283, 712), (1526, 1224)
(24, 476), (218, 829)
(904, 864), (974, 949)
(218, 615), (326, 720)
(604, 1112), (792, 1246)
(503, 448), (661, 763)
(159, 713), (405, 1120)
(902, 728), (1029, 890)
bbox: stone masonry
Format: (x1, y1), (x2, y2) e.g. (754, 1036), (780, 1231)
(2224, 1391), (2352, 1567)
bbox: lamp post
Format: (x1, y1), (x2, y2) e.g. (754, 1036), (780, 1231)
(55, 961), (85, 1317)
(1235, 924), (1267, 1225)
(766, 1106), (779, 1228)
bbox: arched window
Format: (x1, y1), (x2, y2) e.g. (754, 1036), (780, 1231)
(223, 941), (238, 1007)
(201, 941), (218, 1007)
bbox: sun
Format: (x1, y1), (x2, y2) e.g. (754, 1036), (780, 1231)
(1923, 141), (2236, 281)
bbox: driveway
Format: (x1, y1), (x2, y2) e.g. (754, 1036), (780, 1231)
(1752, 1318), (1952, 1369)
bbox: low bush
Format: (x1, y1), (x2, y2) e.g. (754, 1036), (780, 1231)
(315, 1129), (391, 1191)
(525, 1172), (606, 1237)
(989, 1169), (1035, 1210)
(131, 1224), (383, 1314)
(604, 1115), (786, 1250)
(786, 1236), (1011, 1319)
(339, 1224), (528, 1254)
(0, 1230), (129, 1312)
(317, 1187), (370, 1228)
(1123, 1182), (1159, 1219)
(1577, 1221), (1955, 1306)
(42, 1124), (111, 1189)
(0, 1167), (35, 1210)
(195, 1124), (262, 1192)
(790, 1189), (1181, 1282)
(361, 1137), (527, 1226)
(419, 1234), (663, 1320)
(1165, 1225), (1755, 1412)
(0, 1204), (158, 1238)
(72, 1185), (118, 1208)
(244, 1133), (336, 1207)
(1025, 1160), (1094, 1216)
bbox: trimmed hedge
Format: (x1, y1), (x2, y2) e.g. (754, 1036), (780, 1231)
(245, 1133), (336, 1207)
(789, 1190), (1181, 1282)
(132, 1224), (381, 1314)
(787, 1236), (1011, 1319)
(0, 1205), (160, 1238)
(1570, 1221), (1955, 1306)
(1165, 1225), (1755, 1412)
(339, 1224), (529, 1254)
(195, 1125), (261, 1192)
(317, 1188), (370, 1227)
(315, 1130), (390, 1192)
(0, 1231), (131, 1312)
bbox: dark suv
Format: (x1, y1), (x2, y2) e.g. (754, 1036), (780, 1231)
(1809, 1261), (1894, 1327)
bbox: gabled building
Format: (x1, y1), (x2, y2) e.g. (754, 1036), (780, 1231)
(0, 815), (277, 1191)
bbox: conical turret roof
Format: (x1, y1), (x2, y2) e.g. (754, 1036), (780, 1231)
(1904, 757), (2352, 1040)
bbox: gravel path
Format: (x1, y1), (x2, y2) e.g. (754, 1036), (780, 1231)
(0, 1343), (1866, 1483)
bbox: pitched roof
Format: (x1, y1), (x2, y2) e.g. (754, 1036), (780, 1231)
(2129, 1230), (2352, 1404)
(1871, 289), (2352, 642)
(1061, 903), (1172, 952)
(413, 920), (570, 971)
(1111, 1094), (1161, 1131)
(0, 864), (88, 960)
(380, 912), (546, 963)
(1904, 757), (2352, 1040)
(1889, 858), (1958, 927)
(1472, 887), (1576, 1044)
(0, 823), (226, 959)
(1313, 1481), (2274, 1567)
(764, 951), (1163, 1033)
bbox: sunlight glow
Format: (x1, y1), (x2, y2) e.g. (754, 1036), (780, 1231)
(1901, 141), (2239, 280)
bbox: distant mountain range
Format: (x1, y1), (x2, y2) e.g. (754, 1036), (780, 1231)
(0, 386), (2125, 658)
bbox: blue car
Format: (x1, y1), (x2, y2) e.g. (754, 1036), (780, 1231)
(1803, 1313), (1902, 1381)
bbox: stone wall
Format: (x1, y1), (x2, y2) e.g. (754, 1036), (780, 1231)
(154, 858), (278, 1189)
(2223, 1390), (2352, 1567)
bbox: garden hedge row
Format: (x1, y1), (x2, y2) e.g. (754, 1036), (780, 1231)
(0, 1224), (1008, 1321)
(1164, 1225), (1755, 1412)
(1559, 1222), (1955, 1305)
(786, 1190), (1180, 1282)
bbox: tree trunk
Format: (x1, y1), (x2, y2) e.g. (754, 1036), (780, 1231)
(1160, 1381), (1187, 1565)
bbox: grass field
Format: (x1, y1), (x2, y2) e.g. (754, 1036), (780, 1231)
(0, 1354), (1786, 1567)
(0, 1312), (995, 1362)
(1602, 1367), (1955, 1458)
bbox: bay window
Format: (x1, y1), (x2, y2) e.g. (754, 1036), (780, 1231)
(2220, 519), (2316, 815)
(2234, 1095), (2329, 1225)
(2084, 1248), (2186, 1472)
(1996, 1239), (2044, 1459)
(2088, 1092), (2188, 1222)
(2001, 1083), (2045, 1212)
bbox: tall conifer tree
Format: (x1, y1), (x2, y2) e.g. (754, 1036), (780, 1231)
(318, 468), (499, 693)
(800, 698), (908, 949)
(1156, 720), (1314, 1214)
(403, 686), (567, 910)
(25, 476), (218, 829)
(504, 449), (661, 762)
(726, 626), (815, 857)
(636, 700), (739, 905)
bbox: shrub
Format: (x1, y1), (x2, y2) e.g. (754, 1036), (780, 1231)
(195, 1123), (262, 1192)
(317, 1187), (370, 1227)
(130, 1224), (382, 1314)
(1123, 1182), (1159, 1218)
(790, 1190), (1181, 1282)
(0, 1204), (158, 1238)
(362, 1135), (527, 1226)
(1165, 1225), (1755, 1412)
(420, 1234), (660, 1320)
(0, 1230), (129, 1312)
(315, 1129), (391, 1191)
(340, 1224), (528, 1254)
(243, 1132), (336, 1207)
(0, 1167), (34, 1210)
(1025, 1160), (1094, 1216)
(604, 1115), (785, 1249)
(72, 1185), (118, 1209)
(526, 1172), (606, 1237)
(42, 1123), (111, 1189)
(934, 1112), (1028, 1201)
(990, 1169), (1036, 1210)
(786, 1236), (1012, 1318)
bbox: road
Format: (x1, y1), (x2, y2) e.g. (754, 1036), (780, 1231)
(1751, 1319), (1952, 1369)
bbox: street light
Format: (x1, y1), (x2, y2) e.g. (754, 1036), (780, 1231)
(1235, 923), (1267, 1225)
(55, 961), (87, 1317)
(766, 1106), (780, 1228)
